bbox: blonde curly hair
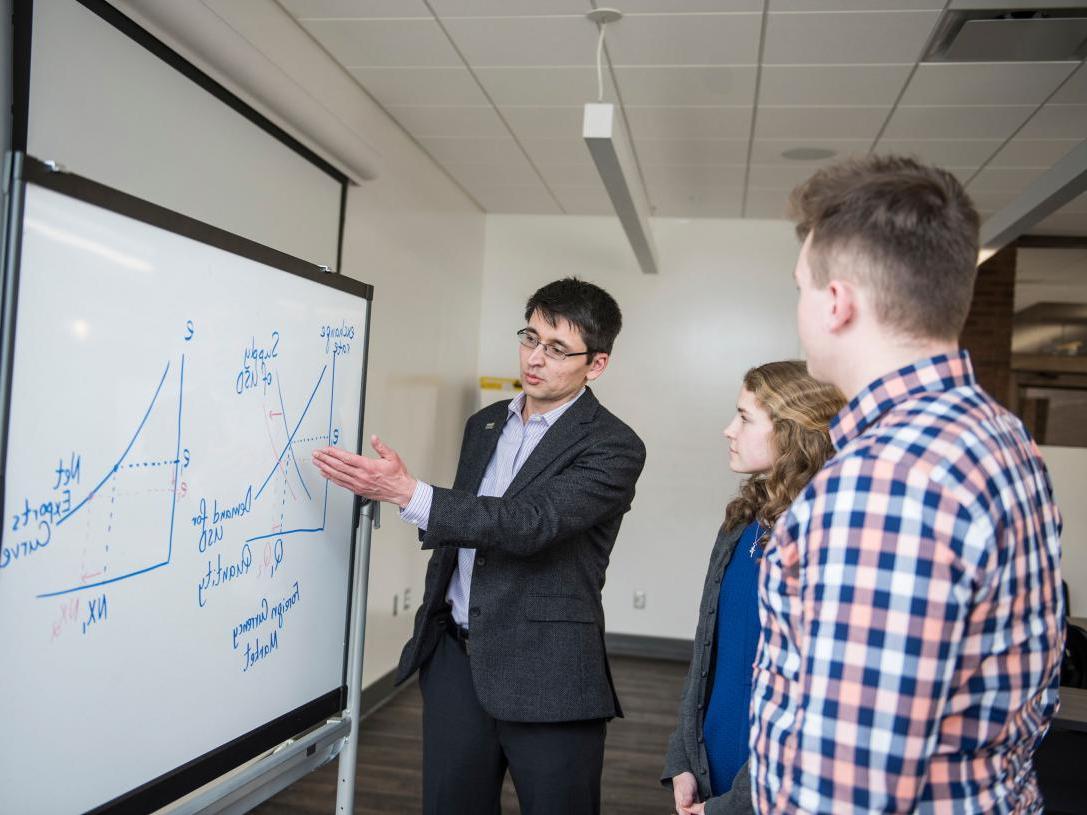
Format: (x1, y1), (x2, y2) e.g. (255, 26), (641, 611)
(723, 360), (845, 538)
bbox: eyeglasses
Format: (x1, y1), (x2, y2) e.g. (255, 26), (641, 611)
(516, 329), (592, 362)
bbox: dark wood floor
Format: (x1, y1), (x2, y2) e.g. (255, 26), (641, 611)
(251, 655), (688, 814)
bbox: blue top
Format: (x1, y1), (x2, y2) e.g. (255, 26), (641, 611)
(702, 520), (763, 796)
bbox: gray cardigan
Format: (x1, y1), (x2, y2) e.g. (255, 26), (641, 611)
(660, 524), (755, 815)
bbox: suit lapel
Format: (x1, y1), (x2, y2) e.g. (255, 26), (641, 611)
(458, 399), (509, 493)
(503, 388), (598, 499)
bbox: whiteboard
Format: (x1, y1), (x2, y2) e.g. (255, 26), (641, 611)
(25, 0), (344, 269)
(0, 157), (371, 814)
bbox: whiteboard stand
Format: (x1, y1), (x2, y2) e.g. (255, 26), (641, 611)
(336, 498), (379, 813)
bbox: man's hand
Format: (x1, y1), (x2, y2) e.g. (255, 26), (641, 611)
(312, 435), (417, 508)
(672, 771), (701, 815)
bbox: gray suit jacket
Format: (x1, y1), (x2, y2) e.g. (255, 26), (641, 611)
(395, 387), (646, 723)
(661, 524), (755, 815)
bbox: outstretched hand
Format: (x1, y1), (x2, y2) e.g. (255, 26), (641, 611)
(312, 435), (417, 508)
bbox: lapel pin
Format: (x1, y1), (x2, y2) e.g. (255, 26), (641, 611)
(485, 422), (496, 430)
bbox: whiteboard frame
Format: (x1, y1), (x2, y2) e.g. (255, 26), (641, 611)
(0, 152), (374, 815)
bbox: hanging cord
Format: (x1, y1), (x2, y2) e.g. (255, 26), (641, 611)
(596, 22), (606, 102)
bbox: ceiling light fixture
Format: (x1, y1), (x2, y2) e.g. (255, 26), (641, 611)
(781, 147), (837, 161)
(582, 8), (659, 275)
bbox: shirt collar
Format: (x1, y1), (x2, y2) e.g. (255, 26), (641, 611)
(830, 350), (976, 450)
(507, 387), (586, 426)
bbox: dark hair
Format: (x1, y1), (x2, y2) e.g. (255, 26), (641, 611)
(789, 154), (980, 341)
(524, 277), (623, 358)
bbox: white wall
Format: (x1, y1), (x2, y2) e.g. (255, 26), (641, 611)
(479, 214), (801, 640)
(1040, 446), (1087, 617)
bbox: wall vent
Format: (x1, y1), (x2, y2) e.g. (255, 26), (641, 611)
(924, 7), (1087, 62)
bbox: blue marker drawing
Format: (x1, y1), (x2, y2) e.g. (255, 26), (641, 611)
(37, 355), (185, 599)
(276, 375), (312, 502)
(253, 364), (326, 502)
(247, 352), (337, 544)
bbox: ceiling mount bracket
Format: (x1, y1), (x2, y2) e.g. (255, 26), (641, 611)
(587, 8), (623, 25)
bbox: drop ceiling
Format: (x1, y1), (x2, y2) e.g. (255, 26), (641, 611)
(280, 0), (1087, 235)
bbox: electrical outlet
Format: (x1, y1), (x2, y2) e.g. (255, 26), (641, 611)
(403, 587), (412, 612)
(633, 590), (646, 610)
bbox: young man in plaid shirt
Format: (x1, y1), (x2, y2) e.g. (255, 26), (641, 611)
(750, 156), (1064, 814)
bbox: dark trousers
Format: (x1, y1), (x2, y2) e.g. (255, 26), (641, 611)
(419, 626), (607, 815)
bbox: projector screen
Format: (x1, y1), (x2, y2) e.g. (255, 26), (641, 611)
(20, 0), (346, 271)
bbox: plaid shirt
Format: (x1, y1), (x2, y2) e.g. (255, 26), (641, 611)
(751, 352), (1064, 814)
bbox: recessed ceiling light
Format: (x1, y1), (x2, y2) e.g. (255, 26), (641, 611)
(781, 147), (837, 161)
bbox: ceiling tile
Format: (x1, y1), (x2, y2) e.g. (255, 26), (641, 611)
(442, 161), (542, 188)
(428, 0), (588, 15)
(467, 184), (563, 214)
(744, 188), (794, 219)
(538, 164), (610, 186)
(1051, 63), (1087, 104)
(552, 184), (616, 216)
(882, 106), (1035, 140)
(764, 11), (940, 65)
(900, 62), (1079, 106)
(1017, 105), (1087, 139)
(474, 67), (610, 105)
(770, 0), (945, 9)
(988, 139), (1084, 169)
(520, 138), (595, 165)
(620, 1), (762, 10)
(386, 106), (509, 138)
(755, 106), (889, 140)
(612, 66), (758, 105)
(282, 0), (430, 17)
(966, 190), (1023, 213)
(759, 65), (911, 105)
(417, 137), (528, 163)
(648, 184), (743, 217)
(635, 139), (749, 165)
(606, 13), (762, 66)
(500, 106), (585, 140)
(624, 106), (753, 139)
(747, 162), (838, 188)
(966, 167), (1046, 194)
(875, 138), (1003, 168)
(349, 67), (491, 105)
(440, 16), (596, 66)
(642, 164), (747, 187)
(750, 138), (870, 163)
(300, 19), (460, 66)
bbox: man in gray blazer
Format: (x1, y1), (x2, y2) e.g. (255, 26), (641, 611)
(313, 278), (646, 815)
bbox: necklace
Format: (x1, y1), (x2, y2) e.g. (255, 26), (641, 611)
(749, 523), (763, 557)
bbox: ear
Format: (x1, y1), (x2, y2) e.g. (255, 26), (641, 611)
(585, 351), (610, 382)
(824, 279), (857, 334)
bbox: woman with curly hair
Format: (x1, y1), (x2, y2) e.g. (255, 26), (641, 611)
(661, 360), (845, 815)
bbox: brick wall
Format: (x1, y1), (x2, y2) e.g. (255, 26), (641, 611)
(960, 246), (1016, 407)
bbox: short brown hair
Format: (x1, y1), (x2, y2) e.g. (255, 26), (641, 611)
(789, 154), (980, 341)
